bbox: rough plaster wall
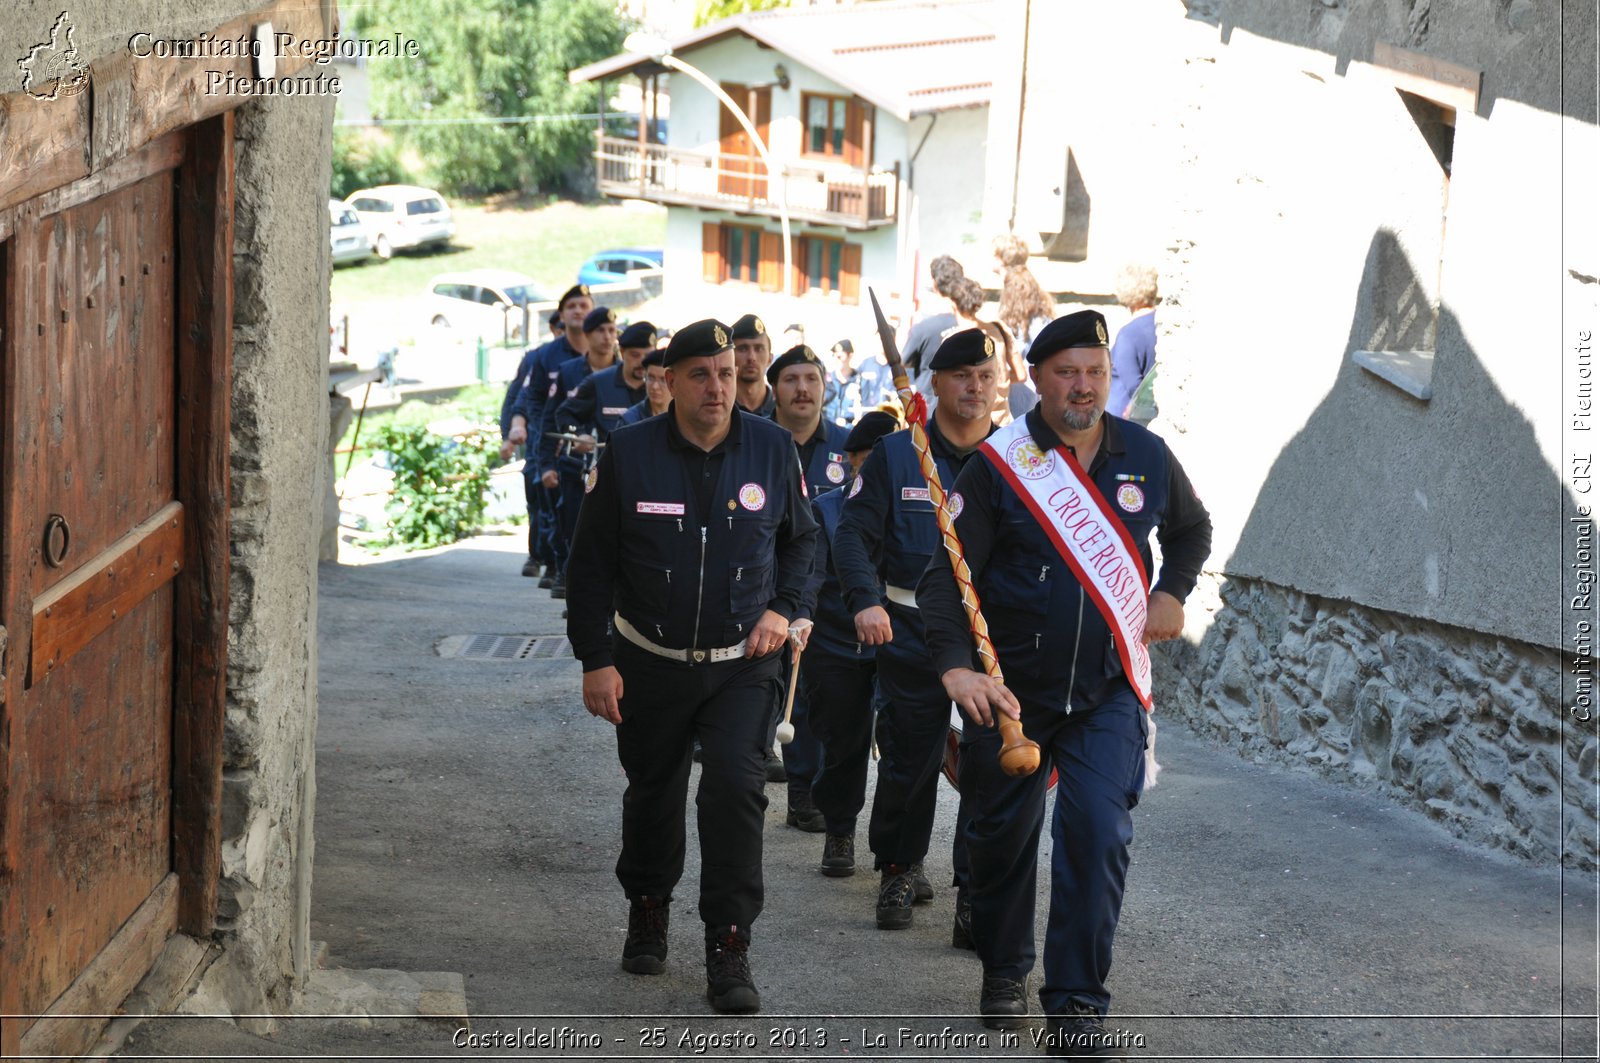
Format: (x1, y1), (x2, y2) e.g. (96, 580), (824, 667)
(213, 91), (334, 1018)
(1155, 576), (1592, 870)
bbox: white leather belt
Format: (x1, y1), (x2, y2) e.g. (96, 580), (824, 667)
(615, 614), (745, 663)
(885, 585), (919, 610)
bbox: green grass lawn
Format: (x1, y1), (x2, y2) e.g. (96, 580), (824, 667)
(332, 198), (666, 308)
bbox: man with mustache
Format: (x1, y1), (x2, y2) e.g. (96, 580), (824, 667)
(916, 310), (1212, 1054)
(765, 344), (852, 833)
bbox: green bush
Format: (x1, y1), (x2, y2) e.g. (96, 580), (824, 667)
(332, 128), (408, 200)
(373, 423), (495, 549)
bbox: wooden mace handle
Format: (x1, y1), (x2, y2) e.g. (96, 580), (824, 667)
(997, 715), (1041, 777)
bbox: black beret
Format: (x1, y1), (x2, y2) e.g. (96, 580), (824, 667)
(618, 321), (657, 349)
(582, 306), (616, 333)
(642, 348), (665, 369)
(1026, 310), (1110, 364)
(558, 284), (591, 310)
(843, 410), (899, 453)
(662, 318), (734, 367)
(832, 338), (854, 356)
(928, 327), (997, 371)
(548, 309), (563, 330)
(730, 313), (768, 341)
(766, 344), (826, 386)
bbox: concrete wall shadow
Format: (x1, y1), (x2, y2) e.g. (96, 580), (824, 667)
(1155, 228), (1594, 869)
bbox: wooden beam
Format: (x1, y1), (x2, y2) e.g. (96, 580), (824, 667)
(29, 501), (185, 681)
(1371, 41), (1480, 114)
(17, 874), (178, 1059)
(171, 111), (234, 939)
(0, 84), (90, 215)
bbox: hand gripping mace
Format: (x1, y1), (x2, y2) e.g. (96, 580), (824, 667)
(868, 290), (1040, 778)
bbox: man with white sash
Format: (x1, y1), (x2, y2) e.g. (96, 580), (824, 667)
(916, 310), (1211, 1054)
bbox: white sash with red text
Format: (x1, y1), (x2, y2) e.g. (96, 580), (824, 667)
(979, 418), (1153, 710)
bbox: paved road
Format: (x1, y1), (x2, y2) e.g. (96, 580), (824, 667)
(121, 531), (1597, 1061)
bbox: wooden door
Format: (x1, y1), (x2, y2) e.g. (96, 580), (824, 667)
(718, 83), (771, 200)
(0, 116), (232, 1059)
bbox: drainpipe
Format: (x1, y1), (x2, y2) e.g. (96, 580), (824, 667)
(1006, 0), (1032, 234)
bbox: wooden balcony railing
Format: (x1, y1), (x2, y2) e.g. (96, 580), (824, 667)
(594, 134), (899, 230)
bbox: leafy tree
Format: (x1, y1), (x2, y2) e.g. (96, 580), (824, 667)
(331, 128), (409, 199)
(694, 0), (791, 25)
(353, 0), (629, 196)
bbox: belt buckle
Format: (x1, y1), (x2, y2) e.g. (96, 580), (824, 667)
(691, 649), (706, 663)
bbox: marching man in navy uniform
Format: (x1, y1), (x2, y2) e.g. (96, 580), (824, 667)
(833, 328), (1002, 936)
(540, 306), (621, 587)
(766, 343), (852, 832)
(916, 310), (1212, 1053)
(553, 319), (655, 444)
(565, 319), (818, 1015)
(732, 313), (778, 418)
(797, 409), (900, 877)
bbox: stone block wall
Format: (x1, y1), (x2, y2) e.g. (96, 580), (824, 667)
(1158, 575), (1592, 870)
(204, 91), (335, 1019)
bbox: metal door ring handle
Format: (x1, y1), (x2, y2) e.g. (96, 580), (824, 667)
(43, 514), (70, 568)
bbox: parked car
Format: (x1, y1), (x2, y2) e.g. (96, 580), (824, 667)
(344, 185), (456, 259)
(576, 247), (664, 287)
(423, 270), (555, 345)
(329, 199), (373, 267)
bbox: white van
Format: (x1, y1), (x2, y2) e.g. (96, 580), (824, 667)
(343, 185), (456, 259)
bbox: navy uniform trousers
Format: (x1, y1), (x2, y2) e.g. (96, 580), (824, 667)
(868, 601), (970, 884)
(959, 685), (1148, 1016)
(797, 650), (876, 834)
(613, 636), (781, 935)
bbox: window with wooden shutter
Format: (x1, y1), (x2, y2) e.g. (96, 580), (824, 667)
(803, 92), (865, 162)
(841, 242), (862, 305)
(703, 222), (723, 283)
(758, 231), (783, 292)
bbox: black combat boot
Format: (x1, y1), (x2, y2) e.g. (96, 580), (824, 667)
(785, 788), (826, 832)
(819, 833), (855, 877)
(978, 971), (1029, 1030)
(620, 896), (669, 975)
(1043, 1001), (1127, 1059)
(951, 890), (974, 950)
(875, 865), (916, 929)
(908, 861), (933, 903)
(704, 928), (760, 1013)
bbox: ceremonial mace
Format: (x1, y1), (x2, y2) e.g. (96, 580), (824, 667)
(868, 289), (1040, 778)
(775, 628), (806, 745)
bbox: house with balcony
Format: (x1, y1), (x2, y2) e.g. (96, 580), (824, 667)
(569, 0), (996, 334)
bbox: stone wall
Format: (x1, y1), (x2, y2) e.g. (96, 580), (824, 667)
(1157, 575), (1593, 870)
(203, 90), (334, 1021)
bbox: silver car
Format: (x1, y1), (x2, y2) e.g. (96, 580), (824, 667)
(329, 199), (373, 266)
(344, 185), (456, 259)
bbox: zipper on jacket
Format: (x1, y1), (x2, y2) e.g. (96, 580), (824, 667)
(690, 526), (708, 655)
(1038, 564), (1050, 582)
(1064, 587), (1084, 714)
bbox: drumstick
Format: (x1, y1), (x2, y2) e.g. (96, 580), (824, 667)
(775, 632), (805, 744)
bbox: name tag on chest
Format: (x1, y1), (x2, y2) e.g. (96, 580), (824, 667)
(602, 406), (629, 416)
(900, 487), (931, 502)
(636, 501), (685, 515)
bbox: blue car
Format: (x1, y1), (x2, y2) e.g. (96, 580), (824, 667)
(577, 248), (664, 287)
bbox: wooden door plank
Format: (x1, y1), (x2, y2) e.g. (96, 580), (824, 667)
(171, 111), (233, 937)
(29, 500), (184, 681)
(17, 873), (177, 1059)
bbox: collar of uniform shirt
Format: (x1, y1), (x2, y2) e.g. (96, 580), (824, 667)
(663, 401), (744, 455)
(926, 410), (999, 460)
(1022, 405), (1127, 471)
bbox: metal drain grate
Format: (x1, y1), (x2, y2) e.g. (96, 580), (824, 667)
(445, 634), (572, 660)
